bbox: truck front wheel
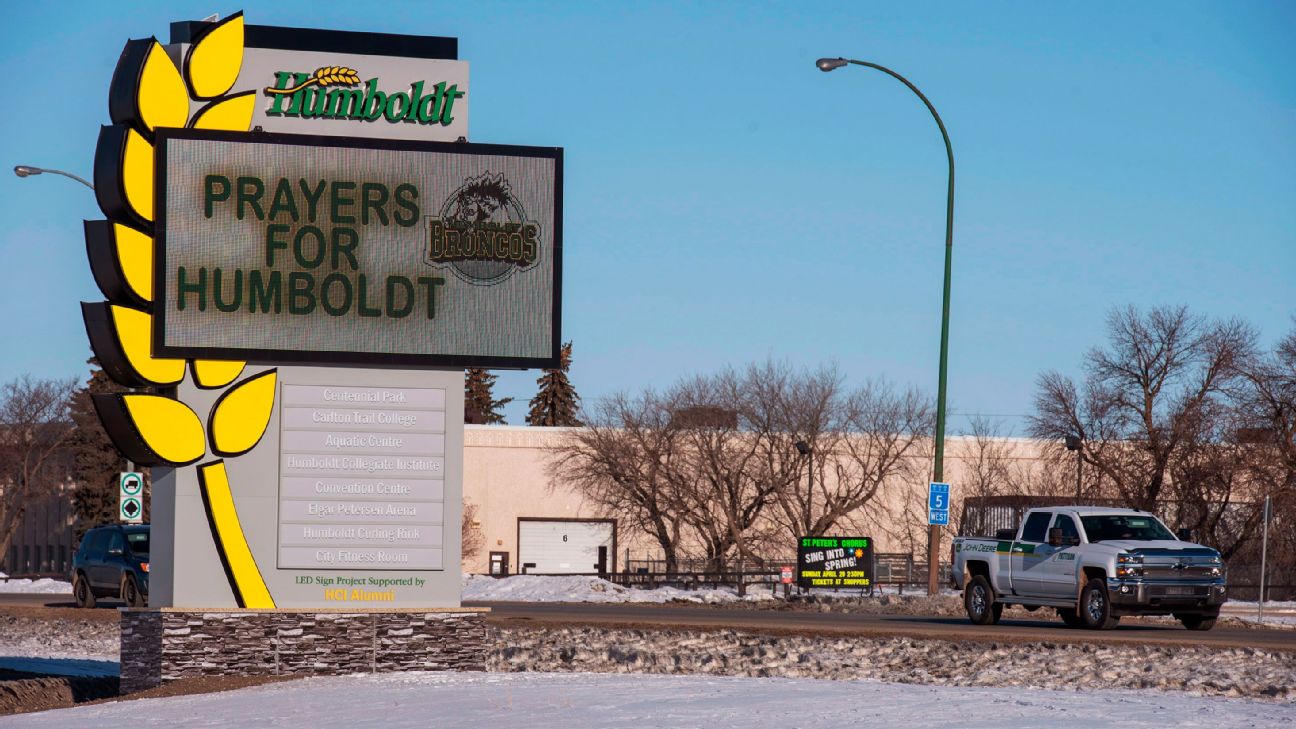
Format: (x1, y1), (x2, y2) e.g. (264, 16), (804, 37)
(1081, 578), (1120, 630)
(965, 575), (1001, 625)
(1057, 608), (1084, 628)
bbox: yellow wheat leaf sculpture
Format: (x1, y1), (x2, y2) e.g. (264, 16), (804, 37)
(191, 91), (257, 130)
(210, 370), (277, 457)
(89, 11), (275, 608)
(113, 223), (154, 302)
(135, 42), (189, 132)
(184, 12), (245, 99)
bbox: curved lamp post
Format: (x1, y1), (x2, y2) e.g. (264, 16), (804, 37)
(816, 56), (954, 596)
(13, 165), (95, 190)
(13, 163), (118, 470)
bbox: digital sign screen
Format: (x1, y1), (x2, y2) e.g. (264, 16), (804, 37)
(797, 536), (874, 588)
(155, 129), (561, 368)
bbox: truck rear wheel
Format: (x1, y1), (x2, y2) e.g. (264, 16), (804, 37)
(965, 575), (1000, 625)
(1081, 578), (1120, 630)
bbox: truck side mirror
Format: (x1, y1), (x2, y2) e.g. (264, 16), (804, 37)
(1047, 528), (1063, 548)
(1176, 528), (1192, 542)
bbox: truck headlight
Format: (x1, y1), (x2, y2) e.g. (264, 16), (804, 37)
(1116, 553), (1143, 578)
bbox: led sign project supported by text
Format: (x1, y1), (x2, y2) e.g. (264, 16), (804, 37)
(155, 129), (562, 368)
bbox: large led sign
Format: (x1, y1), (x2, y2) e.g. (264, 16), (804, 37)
(155, 128), (562, 368)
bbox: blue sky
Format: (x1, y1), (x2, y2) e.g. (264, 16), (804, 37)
(2, 1), (1293, 431)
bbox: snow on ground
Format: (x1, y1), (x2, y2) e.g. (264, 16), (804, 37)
(462, 574), (777, 604)
(4, 671), (1293, 729)
(0, 575), (71, 594)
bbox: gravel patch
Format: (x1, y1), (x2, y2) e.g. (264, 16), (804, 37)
(0, 614), (118, 662)
(495, 625), (1296, 701)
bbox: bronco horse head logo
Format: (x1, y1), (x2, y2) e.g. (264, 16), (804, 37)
(426, 172), (541, 286)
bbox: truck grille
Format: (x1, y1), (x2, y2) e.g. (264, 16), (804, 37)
(1148, 584), (1209, 597)
(1142, 564), (1217, 581)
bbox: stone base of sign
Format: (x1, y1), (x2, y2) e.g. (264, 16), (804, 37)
(119, 607), (490, 694)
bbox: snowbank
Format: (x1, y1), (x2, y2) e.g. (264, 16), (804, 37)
(0, 576), (71, 594)
(5, 671), (1292, 728)
(462, 573), (774, 604)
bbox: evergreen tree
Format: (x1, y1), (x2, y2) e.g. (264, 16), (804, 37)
(526, 341), (583, 427)
(464, 368), (512, 424)
(67, 359), (149, 537)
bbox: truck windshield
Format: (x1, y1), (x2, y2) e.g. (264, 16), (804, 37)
(1080, 515), (1174, 543)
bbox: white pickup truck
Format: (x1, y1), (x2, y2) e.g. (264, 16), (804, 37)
(951, 506), (1227, 630)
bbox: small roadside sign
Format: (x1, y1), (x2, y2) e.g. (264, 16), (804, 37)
(780, 566), (794, 584)
(928, 482), (950, 526)
(120, 472), (144, 524)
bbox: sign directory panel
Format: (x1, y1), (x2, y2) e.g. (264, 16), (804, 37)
(278, 383), (447, 571)
(155, 129), (562, 368)
(796, 536), (874, 589)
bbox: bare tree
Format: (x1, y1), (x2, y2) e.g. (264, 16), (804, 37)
(1029, 306), (1254, 510)
(461, 498), (485, 564)
(951, 416), (1015, 536)
(759, 364), (846, 541)
(549, 389), (690, 571)
(1227, 320), (1296, 569)
(671, 368), (786, 571)
(805, 381), (933, 547)
(0, 376), (77, 558)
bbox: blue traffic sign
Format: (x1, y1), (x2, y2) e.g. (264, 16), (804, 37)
(928, 482), (951, 525)
(928, 482), (950, 510)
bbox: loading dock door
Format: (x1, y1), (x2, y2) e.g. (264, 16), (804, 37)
(518, 519), (615, 574)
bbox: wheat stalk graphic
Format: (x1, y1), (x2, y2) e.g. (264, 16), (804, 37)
(264, 66), (362, 95)
(88, 12), (278, 608)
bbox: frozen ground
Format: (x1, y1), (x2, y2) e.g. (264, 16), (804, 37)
(4, 671), (1293, 728)
(0, 613), (117, 664)
(462, 573), (778, 604)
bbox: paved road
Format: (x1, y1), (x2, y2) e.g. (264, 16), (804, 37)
(4, 593), (1291, 651)
(476, 601), (1296, 651)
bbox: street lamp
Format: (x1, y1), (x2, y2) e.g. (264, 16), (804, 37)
(14, 162), (120, 473)
(815, 56), (955, 596)
(1064, 435), (1082, 502)
(795, 440), (812, 533)
(13, 165), (95, 190)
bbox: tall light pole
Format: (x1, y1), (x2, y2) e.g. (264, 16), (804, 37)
(13, 163), (125, 475)
(13, 165), (95, 190)
(795, 440), (813, 534)
(816, 56), (954, 596)
(1065, 435), (1082, 502)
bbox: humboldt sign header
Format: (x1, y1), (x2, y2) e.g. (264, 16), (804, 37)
(263, 68), (464, 127)
(167, 21), (468, 141)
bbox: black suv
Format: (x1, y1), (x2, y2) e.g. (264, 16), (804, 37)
(71, 525), (149, 607)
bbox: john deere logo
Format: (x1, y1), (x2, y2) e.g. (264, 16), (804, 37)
(264, 66), (464, 125)
(426, 173), (540, 286)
